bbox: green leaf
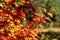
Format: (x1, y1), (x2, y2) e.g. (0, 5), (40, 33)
(17, 0), (24, 5)
(18, 2), (23, 5)
(22, 18), (27, 26)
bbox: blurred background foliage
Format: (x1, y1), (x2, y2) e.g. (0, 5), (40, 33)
(30, 0), (60, 27)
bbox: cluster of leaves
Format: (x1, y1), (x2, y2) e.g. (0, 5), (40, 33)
(0, 0), (57, 40)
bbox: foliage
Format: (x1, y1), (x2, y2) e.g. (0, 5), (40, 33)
(0, 0), (59, 40)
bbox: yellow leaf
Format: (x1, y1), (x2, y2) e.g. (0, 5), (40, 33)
(30, 30), (38, 38)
